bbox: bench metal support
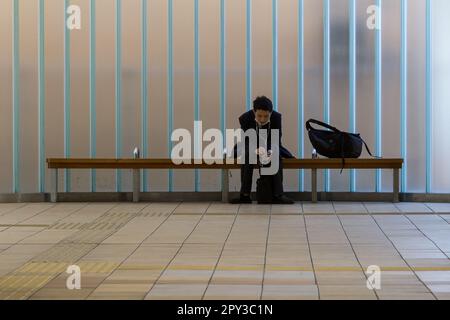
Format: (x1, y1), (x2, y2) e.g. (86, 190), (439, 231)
(51, 168), (58, 203)
(221, 168), (229, 203)
(132, 169), (140, 202)
(393, 168), (400, 203)
(311, 168), (318, 203)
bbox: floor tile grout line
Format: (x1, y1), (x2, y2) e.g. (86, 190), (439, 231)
(0, 203), (29, 217)
(302, 204), (321, 300)
(363, 201), (400, 215)
(0, 202), (91, 260)
(16, 203), (92, 236)
(362, 202), (402, 216)
(83, 201), (173, 300)
(332, 202), (379, 300)
(85, 202), (182, 299)
(3, 202), (450, 299)
(0, 202), (69, 282)
(92, 202), (160, 243)
(142, 201), (212, 300)
(200, 204), (241, 300)
(393, 202), (402, 214)
(393, 202), (433, 215)
(0, 203), (58, 238)
(22, 202), (125, 300)
(17, 202), (125, 299)
(436, 213), (450, 227)
(423, 202), (435, 214)
(259, 202), (272, 300)
(30, 203), (148, 298)
(0, 202), (93, 298)
(403, 214), (450, 264)
(332, 200), (369, 215)
(425, 202), (450, 224)
(369, 213), (438, 300)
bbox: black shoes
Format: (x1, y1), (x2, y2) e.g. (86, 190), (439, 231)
(272, 194), (295, 204)
(230, 194), (253, 204)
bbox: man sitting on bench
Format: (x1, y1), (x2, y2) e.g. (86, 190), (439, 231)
(230, 96), (295, 204)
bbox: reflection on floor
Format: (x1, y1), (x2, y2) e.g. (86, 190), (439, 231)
(1, 201), (450, 300)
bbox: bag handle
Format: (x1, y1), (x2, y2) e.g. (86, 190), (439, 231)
(306, 119), (341, 133)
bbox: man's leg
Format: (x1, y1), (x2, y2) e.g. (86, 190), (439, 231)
(272, 157), (283, 197)
(272, 158), (294, 204)
(240, 163), (254, 196)
(230, 164), (254, 204)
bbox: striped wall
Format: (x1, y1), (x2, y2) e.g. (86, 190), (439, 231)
(0, 0), (450, 195)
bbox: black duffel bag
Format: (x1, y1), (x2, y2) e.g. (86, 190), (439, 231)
(256, 173), (273, 204)
(256, 149), (274, 204)
(306, 119), (379, 173)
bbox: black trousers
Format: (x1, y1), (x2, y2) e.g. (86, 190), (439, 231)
(240, 157), (284, 197)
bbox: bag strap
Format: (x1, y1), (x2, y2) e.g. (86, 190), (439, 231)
(338, 136), (382, 174)
(361, 138), (382, 159)
(306, 119), (340, 133)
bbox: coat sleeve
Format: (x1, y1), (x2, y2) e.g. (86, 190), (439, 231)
(239, 113), (252, 131)
(273, 113), (282, 144)
(234, 113), (250, 159)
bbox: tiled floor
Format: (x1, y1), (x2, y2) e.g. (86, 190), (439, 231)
(0, 201), (450, 300)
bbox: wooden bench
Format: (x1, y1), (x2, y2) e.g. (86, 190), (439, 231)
(47, 158), (403, 203)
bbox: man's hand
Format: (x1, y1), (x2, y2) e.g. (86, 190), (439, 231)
(256, 147), (272, 165)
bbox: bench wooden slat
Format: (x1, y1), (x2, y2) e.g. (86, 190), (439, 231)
(283, 158), (403, 169)
(47, 158), (403, 169)
(47, 158), (403, 204)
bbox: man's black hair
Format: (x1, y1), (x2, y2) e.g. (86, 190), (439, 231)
(253, 96), (273, 112)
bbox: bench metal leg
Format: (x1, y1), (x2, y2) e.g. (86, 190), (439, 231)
(133, 169), (140, 202)
(393, 168), (399, 203)
(311, 168), (318, 203)
(222, 168), (229, 203)
(51, 168), (58, 203)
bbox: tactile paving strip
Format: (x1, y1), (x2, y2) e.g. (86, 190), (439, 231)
(0, 224), (50, 228)
(138, 212), (171, 218)
(48, 212), (141, 231)
(32, 243), (98, 262)
(0, 210), (141, 299)
(15, 261), (118, 274)
(0, 261), (118, 300)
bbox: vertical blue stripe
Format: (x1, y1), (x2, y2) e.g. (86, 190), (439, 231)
(168, 0), (173, 191)
(90, 0), (97, 193)
(220, 0), (226, 189)
(220, 0), (226, 142)
(272, 0), (278, 111)
(246, 0), (252, 111)
(38, 0), (45, 193)
(12, 0), (20, 193)
(400, 0), (408, 193)
(194, 0), (200, 192)
(349, 0), (357, 192)
(375, 0), (382, 192)
(115, 0), (122, 192)
(425, 0), (432, 193)
(323, 0), (330, 192)
(298, 0), (304, 192)
(141, 0), (148, 192)
(64, 0), (71, 192)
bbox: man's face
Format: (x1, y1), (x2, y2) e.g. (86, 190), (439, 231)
(253, 109), (271, 126)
